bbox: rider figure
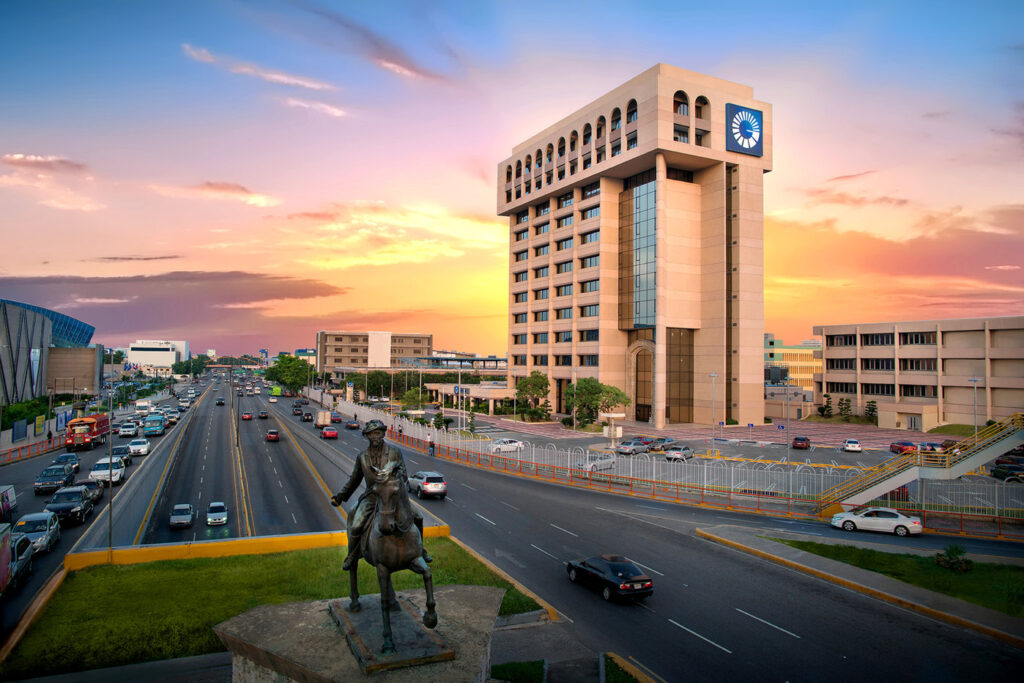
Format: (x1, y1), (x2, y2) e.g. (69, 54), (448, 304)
(331, 419), (432, 571)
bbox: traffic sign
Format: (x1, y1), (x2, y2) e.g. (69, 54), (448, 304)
(719, 421), (724, 427)
(747, 423), (753, 428)
(453, 385), (459, 394)
(347, 382), (353, 388)
(778, 424), (785, 430)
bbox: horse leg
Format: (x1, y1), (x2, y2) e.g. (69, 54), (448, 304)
(410, 557), (438, 629)
(389, 580), (400, 611)
(378, 566), (395, 654)
(348, 564), (361, 613)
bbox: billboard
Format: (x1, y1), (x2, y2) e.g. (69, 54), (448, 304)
(725, 103), (763, 157)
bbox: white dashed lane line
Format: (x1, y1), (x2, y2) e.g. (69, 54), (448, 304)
(735, 608), (801, 638)
(549, 523), (578, 537)
(669, 619), (732, 653)
(531, 543), (558, 560)
(475, 513), (496, 526)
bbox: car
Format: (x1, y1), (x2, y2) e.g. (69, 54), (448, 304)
(664, 446), (695, 462)
(330, 412), (343, 423)
(14, 510), (61, 553)
(111, 445), (133, 467)
(890, 441), (917, 454)
(266, 429), (280, 442)
(615, 439), (649, 455)
(831, 507), (923, 536)
(268, 396), (278, 403)
(216, 398), (225, 406)
(7, 532), (36, 593)
(34, 463), (75, 495)
(345, 420), (360, 430)
(842, 439), (862, 453)
(321, 426), (339, 439)
(919, 442), (945, 453)
(566, 554), (653, 602)
(647, 437), (677, 452)
(241, 412), (253, 421)
(302, 412), (313, 422)
(52, 452), (80, 473)
(89, 457), (126, 486)
(118, 423), (139, 437)
(165, 413), (179, 425)
(299, 399), (310, 405)
(992, 464), (1024, 482)
(491, 438), (526, 454)
(206, 501), (229, 526)
(941, 439), (963, 452)
(791, 436), (811, 450)
(407, 471), (447, 499)
(75, 478), (105, 503)
(111, 423), (122, 435)
(128, 438), (151, 455)
(258, 411), (268, 419)
(45, 485), (95, 524)
(237, 390), (244, 396)
(994, 454), (1024, 467)
(632, 436), (655, 446)
(576, 455), (616, 472)
(292, 407), (303, 416)
(169, 504), (194, 529)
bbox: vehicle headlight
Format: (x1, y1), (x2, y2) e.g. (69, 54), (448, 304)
(71, 506), (82, 513)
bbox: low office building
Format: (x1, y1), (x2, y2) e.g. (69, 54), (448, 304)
(764, 334), (821, 392)
(316, 331), (433, 373)
(812, 316), (1024, 431)
(126, 340), (189, 369)
(498, 63), (772, 428)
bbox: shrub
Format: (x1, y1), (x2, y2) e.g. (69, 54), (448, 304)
(561, 417), (573, 427)
(934, 544), (973, 573)
(726, 418), (738, 425)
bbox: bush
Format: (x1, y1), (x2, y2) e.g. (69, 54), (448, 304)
(726, 418), (738, 425)
(764, 417), (773, 424)
(561, 417), (573, 427)
(935, 544), (973, 573)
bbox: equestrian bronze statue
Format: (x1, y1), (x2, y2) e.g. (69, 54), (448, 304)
(331, 419), (437, 654)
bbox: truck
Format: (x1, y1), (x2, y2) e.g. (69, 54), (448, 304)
(1, 524), (36, 597)
(0, 523), (10, 596)
(65, 414), (111, 451)
(271, 386), (282, 396)
(143, 414), (166, 437)
(315, 411), (332, 429)
(0, 485), (17, 524)
(135, 400), (151, 417)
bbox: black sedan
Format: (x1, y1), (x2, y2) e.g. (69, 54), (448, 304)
(302, 412), (313, 422)
(292, 407), (303, 416)
(345, 420), (360, 430)
(566, 554), (653, 602)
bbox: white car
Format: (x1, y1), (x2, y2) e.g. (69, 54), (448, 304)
(268, 397), (278, 403)
(128, 438), (151, 455)
(664, 446), (695, 462)
(206, 501), (229, 526)
(842, 439), (862, 452)
(491, 438), (526, 454)
(830, 507), (922, 537)
(118, 423), (139, 438)
(169, 504), (194, 529)
(89, 457), (126, 486)
(576, 455), (615, 472)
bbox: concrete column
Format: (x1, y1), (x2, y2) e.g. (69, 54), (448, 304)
(488, 398), (494, 415)
(653, 153), (668, 428)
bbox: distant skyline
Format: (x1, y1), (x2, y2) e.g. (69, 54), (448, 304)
(1, 1), (1021, 355)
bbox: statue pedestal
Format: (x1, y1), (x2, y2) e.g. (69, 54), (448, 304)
(214, 585), (503, 681)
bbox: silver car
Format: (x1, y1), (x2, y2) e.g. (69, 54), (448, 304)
(128, 438), (151, 455)
(206, 501), (229, 526)
(169, 504), (194, 529)
(14, 510), (61, 553)
(664, 446), (695, 461)
(490, 438), (526, 454)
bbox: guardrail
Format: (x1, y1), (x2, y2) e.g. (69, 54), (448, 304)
(0, 438), (63, 465)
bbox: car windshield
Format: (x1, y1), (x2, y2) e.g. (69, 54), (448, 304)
(17, 519), (49, 532)
(52, 491), (81, 503)
(425, 477), (445, 483)
(172, 506), (190, 514)
(92, 462), (110, 471)
(41, 467), (64, 477)
(607, 562), (638, 576)
(113, 447), (129, 455)
(209, 504), (226, 514)
(130, 440), (145, 446)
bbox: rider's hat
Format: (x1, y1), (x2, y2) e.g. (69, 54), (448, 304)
(362, 419), (387, 435)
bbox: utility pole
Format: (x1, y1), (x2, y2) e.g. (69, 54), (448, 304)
(709, 372), (718, 442)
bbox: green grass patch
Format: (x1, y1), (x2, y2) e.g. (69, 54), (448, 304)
(927, 424), (975, 437)
(605, 654), (641, 682)
(773, 538), (1024, 617)
(491, 660), (545, 682)
(1, 537), (539, 680)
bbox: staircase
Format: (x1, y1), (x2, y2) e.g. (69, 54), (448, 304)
(820, 413), (1024, 511)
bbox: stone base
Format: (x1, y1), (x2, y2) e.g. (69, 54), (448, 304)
(213, 585), (504, 682)
(329, 594), (454, 674)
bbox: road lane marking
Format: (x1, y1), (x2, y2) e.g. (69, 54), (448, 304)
(549, 523), (578, 537)
(461, 483), (477, 491)
(500, 500), (520, 511)
(531, 543), (558, 560)
(284, 495), (289, 504)
(200, 477), (203, 484)
(638, 602), (656, 613)
(669, 619), (732, 653)
(475, 513), (496, 525)
(627, 558), (664, 576)
(444, 495), (455, 502)
(735, 608), (801, 638)
(292, 513), (297, 523)
(278, 480), (283, 488)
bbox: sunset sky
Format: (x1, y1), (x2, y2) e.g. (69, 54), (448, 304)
(1, 1), (1021, 356)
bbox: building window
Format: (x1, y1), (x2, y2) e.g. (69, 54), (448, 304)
(695, 132), (705, 147)
(513, 313), (527, 324)
(556, 237), (573, 251)
(901, 384), (937, 398)
(581, 206), (600, 220)
(535, 244), (549, 256)
(515, 229), (528, 241)
(673, 125), (689, 143)
(861, 358), (895, 371)
(555, 355), (572, 366)
(556, 331), (572, 343)
(626, 102), (637, 123)
(533, 355), (548, 366)
(512, 334), (526, 345)
(861, 333), (894, 346)
(826, 334), (857, 347)
(557, 215), (574, 229)
(611, 143), (621, 157)
(535, 223), (550, 235)
(580, 304), (599, 317)
(559, 193), (574, 208)
(555, 307), (572, 319)
(580, 279), (599, 293)
(825, 382), (856, 394)
(582, 155), (592, 170)
(556, 284), (573, 297)
(580, 230), (599, 244)
(826, 358), (855, 370)
(516, 210), (529, 224)
(557, 168), (565, 180)
(626, 133), (637, 150)
(534, 332), (549, 343)
(534, 266), (549, 279)
(513, 292), (527, 303)
(534, 288), (549, 300)
(579, 329), (599, 342)
(900, 358), (937, 371)
(513, 355), (527, 366)
(556, 261), (573, 274)
(862, 383), (895, 396)
(611, 109), (621, 130)
(579, 354), (599, 366)
(536, 204), (550, 216)
(514, 271), (527, 283)
(534, 310), (549, 322)
(582, 182), (600, 198)
(580, 255), (599, 269)
(674, 91), (689, 115)
(900, 331), (936, 345)
(570, 160), (577, 175)
(506, 190), (512, 202)
(582, 124), (592, 145)
(514, 250), (528, 262)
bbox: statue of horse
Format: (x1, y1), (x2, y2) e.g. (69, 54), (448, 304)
(347, 460), (437, 654)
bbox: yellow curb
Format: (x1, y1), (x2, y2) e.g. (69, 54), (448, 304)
(695, 528), (1024, 649)
(606, 651), (660, 683)
(447, 534), (559, 623)
(0, 568), (67, 664)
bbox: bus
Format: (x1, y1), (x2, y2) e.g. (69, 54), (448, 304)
(271, 386), (282, 396)
(143, 414), (166, 437)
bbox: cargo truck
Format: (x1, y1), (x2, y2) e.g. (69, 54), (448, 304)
(315, 411), (332, 429)
(135, 400), (151, 417)
(0, 485), (17, 524)
(65, 414), (111, 451)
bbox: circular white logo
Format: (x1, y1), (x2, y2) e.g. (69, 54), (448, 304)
(731, 110), (760, 149)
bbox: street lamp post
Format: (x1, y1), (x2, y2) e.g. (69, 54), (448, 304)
(571, 369), (577, 433)
(709, 372), (719, 442)
(968, 377), (982, 440)
(785, 383), (792, 463)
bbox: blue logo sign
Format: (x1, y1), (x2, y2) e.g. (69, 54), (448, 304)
(725, 104), (763, 157)
(747, 423), (754, 428)
(778, 424), (785, 430)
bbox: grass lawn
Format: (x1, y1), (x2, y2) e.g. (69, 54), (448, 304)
(927, 424), (975, 437)
(774, 539), (1024, 617)
(491, 660), (545, 682)
(605, 654), (641, 682)
(1, 538), (539, 680)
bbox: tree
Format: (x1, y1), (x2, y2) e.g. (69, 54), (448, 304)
(516, 371), (550, 419)
(432, 411), (446, 430)
(103, 350), (125, 365)
(822, 394), (833, 418)
(400, 388), (427, 409)
(365, 370), (389, 398)
(564, 377), (631, 427)
(468, 411), (476, 433)
(265, 355), (312, 395)
(864, 400), (878, 424)
(838, 397), (852, 421)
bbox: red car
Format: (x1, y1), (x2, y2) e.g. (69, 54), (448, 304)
(791, 436), (811, 449)
(890, 441), (916, 454)
(330, 412), (342, 423)
(241, 412), (253, 421)
(321, 427), (338, 439)
(266, 429), (280, 442)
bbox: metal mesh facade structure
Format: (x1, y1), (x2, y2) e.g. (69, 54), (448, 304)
(0, 299), (94, 348)
(0, 301), (52, 405)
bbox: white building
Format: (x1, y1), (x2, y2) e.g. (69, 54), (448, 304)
(126, 340), (190, 369)
(206, 348), (217, 360)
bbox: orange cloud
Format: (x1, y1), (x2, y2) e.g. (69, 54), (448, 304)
(150, 181), (281, 207)
(2, 153), (89, 173)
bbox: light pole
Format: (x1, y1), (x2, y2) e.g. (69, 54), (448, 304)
(785, 382), (792, 463)
(968, 377), (982, 440)
(571, 369), (577, 433)
(709, 372), (718, 442)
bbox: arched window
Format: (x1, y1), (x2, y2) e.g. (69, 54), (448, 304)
(695, 96), (709, 120)
(546, 144), (554, 163)
(582, 123), (592, 145)
(626, 99), (638, 123)
(673, 91), (689, 116)
(596, 116), (605, 139)
(610, 108), (621, 131)
(535, 149), (543, 171)
(515, 160), (522, 178)
(570, 130), (578, 152)
(506, 166), (512, 182)
(525, 154), (532, 173)
(557, 137), (566, 158)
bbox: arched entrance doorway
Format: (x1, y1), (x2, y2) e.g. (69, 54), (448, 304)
(626, 340), (654, 423)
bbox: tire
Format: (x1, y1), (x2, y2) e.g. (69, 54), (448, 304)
(417, 487), (424, 499)
(894, 525), (908, 537)
(440, 494), (446, 500)
(842, 521), (856, 532)
(602, 586), (612, 601)
(569, 568), (578, 582)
